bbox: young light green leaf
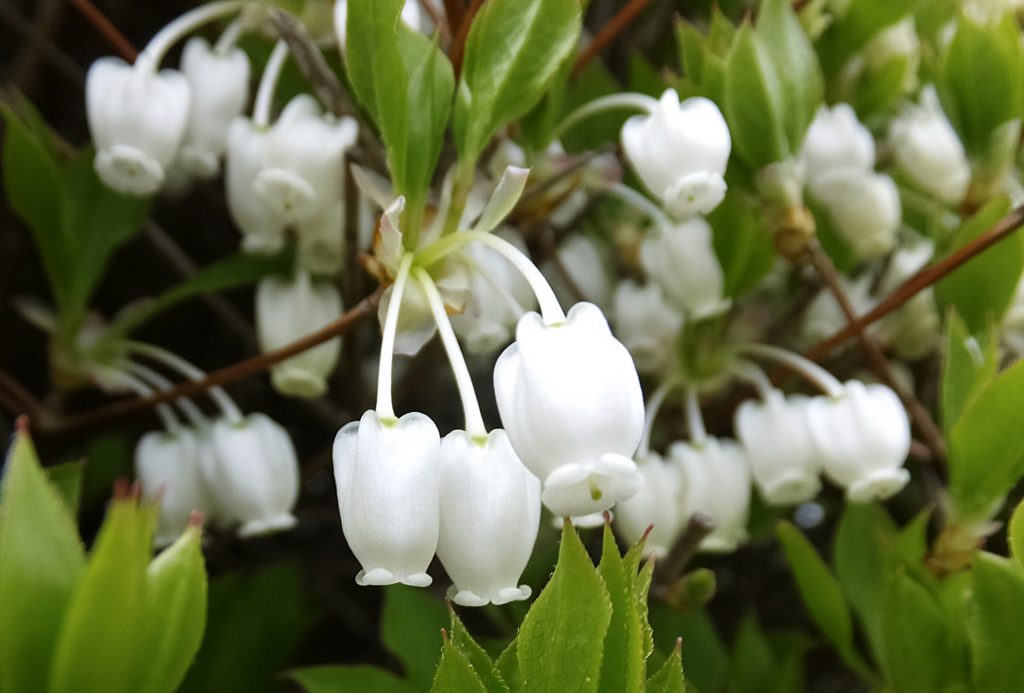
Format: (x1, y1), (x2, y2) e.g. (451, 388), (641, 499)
(455, 0), (582, 163)
(288, 665), (417, 693)
(816, 0), (915, 77)
(730, 613), (777, 693)
(517, 522), (612, 693)
(495, 639), (521, 692)
(382, 585), (449, 690)
(45, 459), (83, 518)
(48, 497), (154, 693)
(648, 606), (727, 693)
(880, 572), (959, 693)
(448, 607), (510, 693)
(724, 24), (787, 170)
(709, 192), (775, 298)
(967, 553), (1024, 692)
(940, 308), (999, 433)
(596, 523), (645, 693)
(1010, 499), (1024, 571)
(644, 642), (684, 693)
(0, 429), (86, 693)
(432, 639), (488, 693)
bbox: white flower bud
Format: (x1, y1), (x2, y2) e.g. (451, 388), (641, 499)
(735, 391), (822, 506)
(804, 381), (911, 502)
(614, 452), (687, 557)
(621, 89), (731, 218)
(811, 169), (902, 260)
(86, 58), (190, 196)
(670, 438), (751, 553)
(334, 410), (441, 587)
(865, 18), (920, 81)
(542, 235), (614, 309)
(611, 280), (683, 374)
(176, 37), (250, 179)
(800, 103), (876, 185)
(436, 430), (541, 607)
(257, 271), (343, 398)
(135, 428), (209, 547)
(888, 86), (970, 206)
(640, 216), (730, 319)
(200, 413), (300, 537)
(494, 302), (645, 518)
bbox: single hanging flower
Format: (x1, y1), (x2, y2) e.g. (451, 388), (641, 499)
(135, 427), (210, 548)
(640, 216), (730, 319)
(494, 302), (645, 518)
(86, 57), (191, 196)
(804, 381), (911, 502)
(671, 438), (752, 553)
(611, 280), (683, 375)
(333, 410), (441, 587)
(175, 36), (250, 179)
(799, 103), (876, 185)
(436, 430), (541, 606)
(256, 271), (343, 398)
(734, 390), (823, 506)
(614, 452), (687, 558)
(621, 89), (731, 218)
(199, 413), (300, 537)
(810, 169), (902, 261)
(541, 234), (615, 309)
(875, 240), (940, 360)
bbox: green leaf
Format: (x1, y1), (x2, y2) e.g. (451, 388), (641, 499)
(455, 0), (582, 163)
(644, 643), (684, 693)
(1009, 499), (1024, 571)
(45, 459), (83, 517)
(935, 196), (1024, 335)
(517, 522), (612, 693)
(816, 0), (915, 78)
(495, 639), (522, 692)
(48, 497), (153, 693)
(382, 585), (449, 689)
(709, 192), (775, 298)
(432, 639), (488, 693)
(560, 61), (623, 154)
(132, 526), (208, 693)
(289, 665), (417, 693)
(967, 553), (1024, 692)
(648, 606), (727, 693)
(940, 309), (999, 432)
(880, 572), (959, 693)
(730, 613), (777, 693)
(596, 524), (645, 693)
(0, 430), (86, 693)
(724, 23), (787, 170)
(448, 607), (509, 693)
(949, 357), (1024, 522)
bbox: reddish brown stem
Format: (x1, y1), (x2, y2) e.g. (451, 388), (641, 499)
(67, 0), (137, 62)
(572, 0), (651, 77)
(450, 0), (484, 76)
(443, 0), (465, 32)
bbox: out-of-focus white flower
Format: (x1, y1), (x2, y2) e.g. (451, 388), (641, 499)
(865, 18), (920, 90)
(614, 452), (687, 557)
(640, 216), (730, 319)
(135, 427), (209, 548)
(799, 275), (874, 348)
(804, 381), (911, 502)
(176, 37), (250, 179)
(257, 271), (343, 398)
(334, 0), (433, 49)
(542, 235), (614, 309)
(86, 58), (190, 195)
(800, 103), (876, 185)
(888, 86), (970, 207)
(436, 430), (540, 606)
(876, 240), (940, 360)
(670, 438), (751, 553)
(621, 89), (731, 218)
(811, 169), (902, 260)
(611, 280), (683, 374)
(1003, 275), (1024, 354)
(735, 391), (822, 506)
(200, 413), (300, 537)
(963, 0), (1024, 25)
(334, 410), (440, 587)
(451, 229), (537, 354)
(494, 302), (645, 518)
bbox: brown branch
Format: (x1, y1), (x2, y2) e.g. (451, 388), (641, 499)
(67, 0), (137, 62)
(655, 512), (715, 583)
(450, 0), (484, 76)
(572, 0), (651, 77)
(442, 0), (465, 31)
(39, 288), (383, 435)
(417, 0), (451, 43)
(807, 205), (1024, 361)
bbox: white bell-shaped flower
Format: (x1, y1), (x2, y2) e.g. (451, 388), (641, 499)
(541, 234), (614, 309)
(621, 89), (731, 218)
(799, 275), (874, 348)
(614, 452), (687, 557)
(887, 86), (970, 207)
(176, 37), (250, 178)
(436, 430), (541, 607)
(800, 103), (875, 185)
(640, 216), (730, 319)
(611, 280), (683, 374)
(199, 413), (300, 537)
(135, 427), (209, 548)
(333, 410), (441, 587)
(86, 57), (191, 196)
(494, 302), (645, 518)
(297, 201), (346, 276)
(811, 169), (902, 260)
(670, 437), (752, 553)
(451, 229), (537, 354)
(734, 390), (822, 506)
(226, 119), (286, 253)
(804, 381), (911, 502)
(876, 241), (939, 360)
(256, 271), (343, 398)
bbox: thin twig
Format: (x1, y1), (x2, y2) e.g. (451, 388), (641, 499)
(38, 288), (383, 434)
(0, 368), (47, 422)
(572, 0), (652, 77)
(67, 0), (137, 62)
(0, 0), (84, 89)
(450, 0), (484, 76)
(807, 205), (1024, 360)
(655, 512), (715, 583)
(442, 0), (465, 31)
